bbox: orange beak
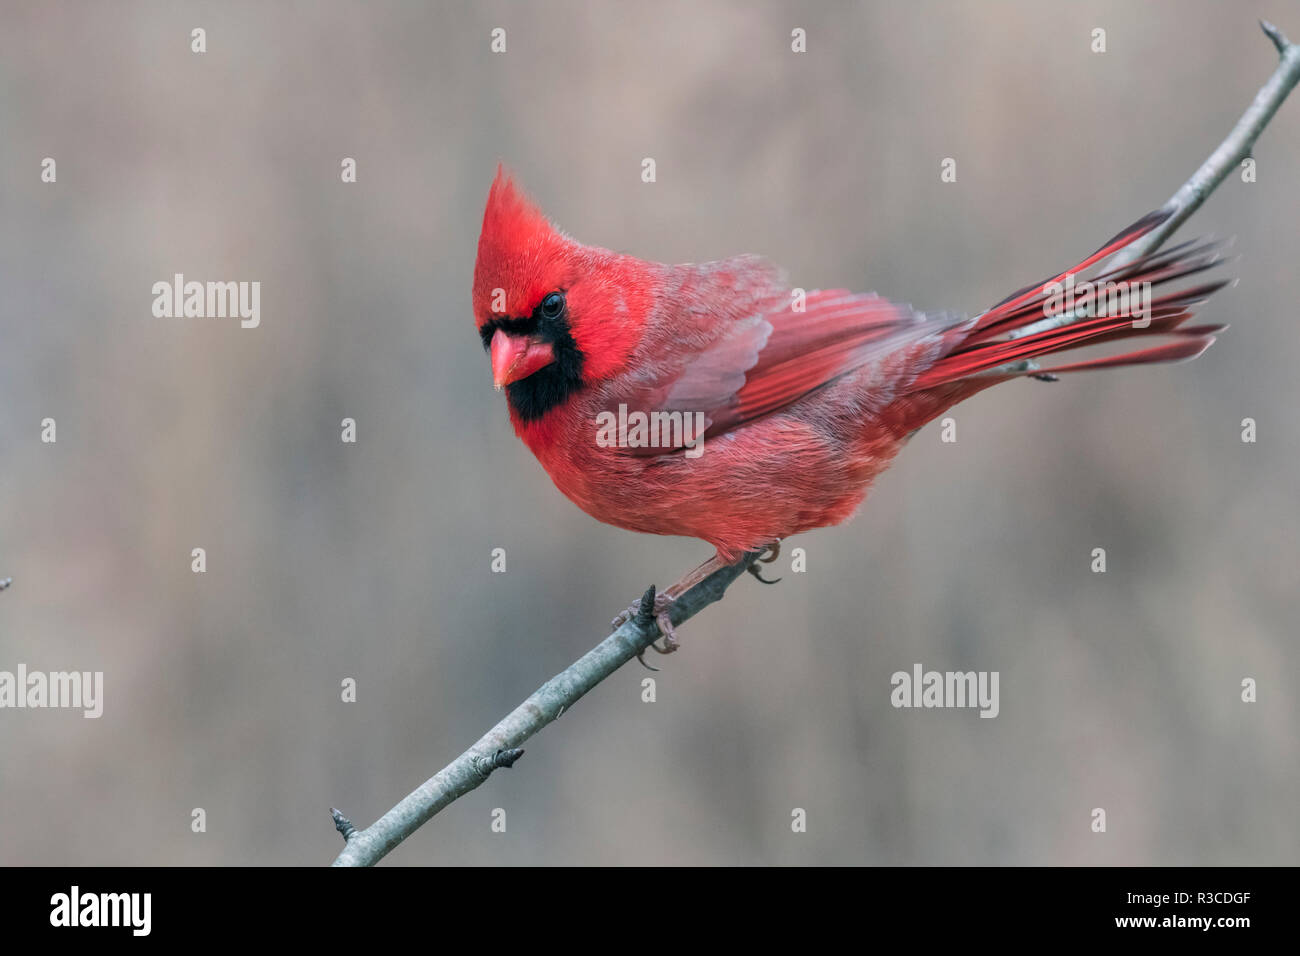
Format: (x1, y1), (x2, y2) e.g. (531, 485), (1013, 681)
(490, 329), (556, 389)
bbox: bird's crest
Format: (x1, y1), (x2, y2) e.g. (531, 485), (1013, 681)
(473, 166), (569, 327)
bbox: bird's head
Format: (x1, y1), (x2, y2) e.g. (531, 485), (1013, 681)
(472, 167), (657, 422)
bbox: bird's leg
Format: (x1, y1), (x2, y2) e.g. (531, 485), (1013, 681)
(611, 587), (682, 671)
(747, 540), (782, 584)
(613, 591), (678, 669)
(611, 553), (729, 631)
(612, 553), (734, 666)
(614, 545), (784, 666)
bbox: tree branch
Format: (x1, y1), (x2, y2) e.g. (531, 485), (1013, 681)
(1103, 20), (1300, 271)
(998, 20), (1300, 361)
(330, 551), (763, 867)
(328, 20), (1300, 868)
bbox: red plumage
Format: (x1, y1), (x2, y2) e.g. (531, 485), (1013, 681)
(473, 169), (1228, 562)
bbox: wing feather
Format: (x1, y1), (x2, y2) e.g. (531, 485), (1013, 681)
(616, 259), (955, 455)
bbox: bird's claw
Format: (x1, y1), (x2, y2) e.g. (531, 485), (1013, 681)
(611, 587), (680, 669)
(747, 540), (783, 584)
(651, 612), (679, 654)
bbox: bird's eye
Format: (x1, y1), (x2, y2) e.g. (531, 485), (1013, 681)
(539, 292), (565, 320)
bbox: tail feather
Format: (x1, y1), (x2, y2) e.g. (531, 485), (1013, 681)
(911, 211), (1230, 390)
(1032, 335), (1216, 375)
(982, 208), (1172, 316)
(963, 238), (1229, 347)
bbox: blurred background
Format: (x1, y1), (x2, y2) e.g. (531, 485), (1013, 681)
(1, 1), (1296, 865)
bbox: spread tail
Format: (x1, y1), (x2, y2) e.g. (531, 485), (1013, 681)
(911, 209), (1231, 390)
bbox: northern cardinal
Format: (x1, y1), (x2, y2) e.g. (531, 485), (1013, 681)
(473, 169), (1228, 650)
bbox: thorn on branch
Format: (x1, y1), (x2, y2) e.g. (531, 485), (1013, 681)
(331, 807), (357, 842)
(1261, 20), (1291, 55)
(634, 584), (657, 628)
(494, 747), (524, 768)
(472, 748), (525, 780)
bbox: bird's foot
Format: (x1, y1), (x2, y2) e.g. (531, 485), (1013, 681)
(747, 540), (783, 585)
(611, 586), (679, 670)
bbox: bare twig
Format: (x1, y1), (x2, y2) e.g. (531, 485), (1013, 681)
(330, 551), (762, 867)
(330, 808), (356, 841)
(999, 20), (1300, 360)
(1104, 20), (1300, 270)
(328, 21), (1300, 868)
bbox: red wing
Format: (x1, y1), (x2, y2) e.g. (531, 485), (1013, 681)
(717, 290), (951, 433)
(618, 260), (957, 455)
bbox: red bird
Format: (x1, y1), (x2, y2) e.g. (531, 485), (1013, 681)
(473, 169), (1228, 650)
